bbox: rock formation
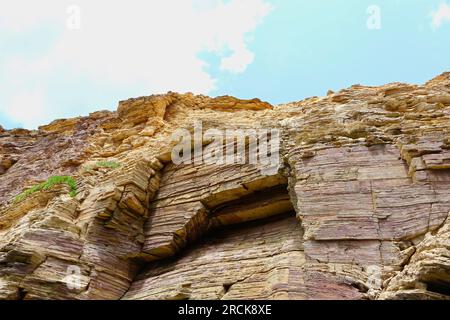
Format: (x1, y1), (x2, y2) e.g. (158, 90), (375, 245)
(1, 73), (450, 300)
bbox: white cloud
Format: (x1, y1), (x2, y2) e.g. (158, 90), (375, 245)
(0, 2), (65, 32)
(431, 2), (450, 29)
(4, 89), (50, 129)
(220, 47), (255, 73)
(0, 0), (272, 128)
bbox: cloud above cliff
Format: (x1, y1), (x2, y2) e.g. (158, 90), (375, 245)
(431, 2), (450, 29)
(0, 0), (272, 128)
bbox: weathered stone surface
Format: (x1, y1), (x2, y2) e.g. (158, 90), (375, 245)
(379, 214), (450, 300)
(207, 96), (273, 111)
(126, 214), (306, 300)
(1, 73), (450, 300)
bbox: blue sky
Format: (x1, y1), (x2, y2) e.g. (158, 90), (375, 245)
(1, 0), (450, 129)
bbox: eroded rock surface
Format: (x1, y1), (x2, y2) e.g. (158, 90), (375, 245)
(1, 74), (450, 300)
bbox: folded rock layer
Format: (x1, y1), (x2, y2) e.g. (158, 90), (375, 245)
(1, 74), (450, 300)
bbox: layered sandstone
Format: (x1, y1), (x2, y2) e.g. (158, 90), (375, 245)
(1, 74), (450, 300)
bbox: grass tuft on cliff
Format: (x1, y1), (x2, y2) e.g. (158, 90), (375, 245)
(83, 161), (121, 172)
(95, 161), (121, 169)
(14, 176), (78, 203)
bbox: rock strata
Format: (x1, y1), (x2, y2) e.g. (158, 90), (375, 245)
(1, 74), (450, 300)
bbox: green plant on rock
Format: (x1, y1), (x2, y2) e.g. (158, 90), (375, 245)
(95, 161), (121, 169)
(83, 161), (121, 172)
(14, 176), (78, 203)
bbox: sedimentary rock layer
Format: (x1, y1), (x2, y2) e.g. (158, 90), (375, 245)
(1, 73), (450, 300)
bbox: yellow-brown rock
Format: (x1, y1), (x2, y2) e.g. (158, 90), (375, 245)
(1, 73), (450, 300)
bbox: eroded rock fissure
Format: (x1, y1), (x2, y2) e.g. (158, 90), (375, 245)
(136, 162), (296, 262)
(125, 211), (303, 300)
(113, 136), (303, 299)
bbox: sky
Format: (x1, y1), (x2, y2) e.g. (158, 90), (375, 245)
(1, 0), (450, 129)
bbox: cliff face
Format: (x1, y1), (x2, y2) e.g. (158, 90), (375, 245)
(1, 73), (450, 300)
